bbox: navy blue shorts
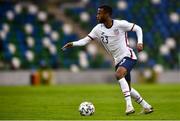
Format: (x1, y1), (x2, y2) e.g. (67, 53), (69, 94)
(115, 57), (137, 82)
(115, 57), (137, 72)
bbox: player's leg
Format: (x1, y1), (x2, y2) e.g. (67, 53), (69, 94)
(125, 69), (153, 114)
(130, 88), (153, 114)
(124, 67), (153, 114)
(125, 72), (152, 109)
(116, 66), (134, 115)
(117, 57), (153, 114)
(115, 57), (136, 115)
(124, 71), (131, 90)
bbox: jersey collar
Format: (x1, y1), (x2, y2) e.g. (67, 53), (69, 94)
(104, 20), (114, 29)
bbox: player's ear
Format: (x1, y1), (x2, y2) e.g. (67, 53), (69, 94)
(105, 12), (110, 17)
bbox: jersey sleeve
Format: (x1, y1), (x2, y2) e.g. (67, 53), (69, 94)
(118, 20), (135, 31)
(88, 25), (99, 40)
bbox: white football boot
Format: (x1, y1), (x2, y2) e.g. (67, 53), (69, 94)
(125, 105), (135, 115)
(140, 106), (153, 114)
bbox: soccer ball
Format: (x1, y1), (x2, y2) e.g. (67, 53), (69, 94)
(79, 102), (95, 116)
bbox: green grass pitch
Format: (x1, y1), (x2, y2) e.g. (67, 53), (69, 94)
(0, 83), (180, 120)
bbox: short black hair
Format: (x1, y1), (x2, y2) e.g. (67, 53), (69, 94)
(98, 5), (112, 16)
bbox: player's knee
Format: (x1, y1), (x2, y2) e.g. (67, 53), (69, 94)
(115, 71), (124, 80)
(115, 72), (121, 80)
(115, 67), (127, 80)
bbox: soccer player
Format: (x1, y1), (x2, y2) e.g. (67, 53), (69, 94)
(61, 5), (153, 115)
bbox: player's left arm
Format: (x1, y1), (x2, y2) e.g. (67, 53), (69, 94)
(119, 20), (143, 52)
(131, 24), (143, 52)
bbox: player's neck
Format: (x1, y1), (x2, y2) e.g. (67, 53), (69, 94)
(104, 18), (113, 29)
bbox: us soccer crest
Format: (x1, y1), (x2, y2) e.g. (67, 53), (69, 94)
(114, 29), (119, 35)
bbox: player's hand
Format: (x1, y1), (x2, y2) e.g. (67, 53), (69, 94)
(137, 43), (143, 52)
(61, 42), (73, 51)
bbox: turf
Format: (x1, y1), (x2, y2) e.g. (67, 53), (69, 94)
(0, 84), (180, 120)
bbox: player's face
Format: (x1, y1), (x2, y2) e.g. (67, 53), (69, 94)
(96, 8), (107, 23)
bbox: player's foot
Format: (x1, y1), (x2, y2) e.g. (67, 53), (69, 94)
(140, 107), (153, 114)
(125, 105), (135, 115)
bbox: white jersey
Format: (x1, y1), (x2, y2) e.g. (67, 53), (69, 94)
(88, 19), (138, 65)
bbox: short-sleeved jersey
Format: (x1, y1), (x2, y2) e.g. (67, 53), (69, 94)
(88, 19), (137, 65)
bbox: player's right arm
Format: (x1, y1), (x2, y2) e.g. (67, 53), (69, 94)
(61, 36), (91, 51)
(61, 25), (99, 51)
(61, 36), (91, 50)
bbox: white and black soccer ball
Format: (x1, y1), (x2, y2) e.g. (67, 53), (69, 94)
(79, 102), (95, 116)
